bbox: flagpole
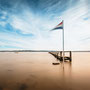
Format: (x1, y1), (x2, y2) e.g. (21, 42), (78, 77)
(62, 20), (64, 69)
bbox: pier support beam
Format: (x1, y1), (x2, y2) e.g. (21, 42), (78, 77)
(70, 51), (72, 62)
(60, 51), (62, 57)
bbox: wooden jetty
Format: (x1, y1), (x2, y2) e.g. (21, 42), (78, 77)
(49, 51), (72, 62)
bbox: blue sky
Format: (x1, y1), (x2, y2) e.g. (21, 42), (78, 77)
(0, 0), (90, 50)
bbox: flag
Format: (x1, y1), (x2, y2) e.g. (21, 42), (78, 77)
(51, 21), (63, 31)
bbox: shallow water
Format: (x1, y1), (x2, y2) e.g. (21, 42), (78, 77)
(0, 52), (90, 90)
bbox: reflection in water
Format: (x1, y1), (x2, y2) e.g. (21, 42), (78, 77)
(59, 61), (72, 89)
(0, 52), (90, 90)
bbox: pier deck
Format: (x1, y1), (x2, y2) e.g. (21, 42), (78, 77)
(49, 51), (72, 62)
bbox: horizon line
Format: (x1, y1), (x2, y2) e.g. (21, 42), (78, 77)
(0, 50), (90, 52)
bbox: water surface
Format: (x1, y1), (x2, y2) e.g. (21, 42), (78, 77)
(0, 52), (90, 90)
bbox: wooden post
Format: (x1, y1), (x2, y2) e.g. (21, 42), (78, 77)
(60, 51), (62, 57)
(70, 51), (72, 62)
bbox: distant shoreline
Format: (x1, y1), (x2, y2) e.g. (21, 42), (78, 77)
(0, 50), (90, 52)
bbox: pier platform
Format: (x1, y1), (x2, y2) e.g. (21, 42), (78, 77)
(49, 51), (72, 62)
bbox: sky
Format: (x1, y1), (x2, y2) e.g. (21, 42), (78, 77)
(0, 0), (90, 51)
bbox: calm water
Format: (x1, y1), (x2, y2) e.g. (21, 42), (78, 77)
(0, 52), (90, 90)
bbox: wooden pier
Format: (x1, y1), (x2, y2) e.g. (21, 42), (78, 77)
(49, 51), (72, 62)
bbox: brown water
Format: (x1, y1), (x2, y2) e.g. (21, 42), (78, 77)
(0, 52), (90, 90)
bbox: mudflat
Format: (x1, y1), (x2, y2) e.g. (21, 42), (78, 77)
(0, 52), (90, 90)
